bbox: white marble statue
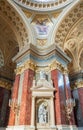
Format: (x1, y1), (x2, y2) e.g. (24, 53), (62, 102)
(38, 103), (48, 123)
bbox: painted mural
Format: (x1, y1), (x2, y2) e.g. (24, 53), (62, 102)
(35, 19), (49, 35)
(32, 15), (52, 38)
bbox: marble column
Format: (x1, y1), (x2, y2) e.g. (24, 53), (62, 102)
(19, 69), (34, 125)
(8, 74), (20, 126)
(51, 69), (66, 125)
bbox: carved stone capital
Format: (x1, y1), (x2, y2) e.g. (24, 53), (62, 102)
(15, 60), (36, 75)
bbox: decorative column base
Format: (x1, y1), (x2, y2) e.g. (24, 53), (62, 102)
(56, 125), (78, 130)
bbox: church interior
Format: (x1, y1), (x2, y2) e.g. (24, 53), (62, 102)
(0, 0), (83, 130)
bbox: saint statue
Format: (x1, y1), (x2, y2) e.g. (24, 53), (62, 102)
(38, 103), (48, 123)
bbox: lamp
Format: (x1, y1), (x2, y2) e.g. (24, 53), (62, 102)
(9, 99), (20, 115)
(65, 98), (75, 120)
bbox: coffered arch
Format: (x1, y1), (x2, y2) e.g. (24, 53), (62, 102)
(53, 0), (82, 48)
(0, 0), (33, 50)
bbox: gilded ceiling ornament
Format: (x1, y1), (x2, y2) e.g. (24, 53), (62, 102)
(37, 39), (47, 46)
(52, 11), (62, 18)
(22, 9), (32, 18)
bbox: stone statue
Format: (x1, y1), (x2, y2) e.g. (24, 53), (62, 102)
(38, 103), (48, 123)
(39, 70), (46, 79)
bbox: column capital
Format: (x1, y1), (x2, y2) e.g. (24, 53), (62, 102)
(15, 60), (36, 75)
(75, 80), (83, 88)
(71, 81), (83, 90)
(49, 60), (68, 74)
(0, 79), (12, 90)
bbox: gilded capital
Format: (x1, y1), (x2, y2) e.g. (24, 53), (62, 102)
(75, 81), (83, 88)
(49, 60), (67, 73)
(15, 60), (36, 75)
(0, 80), (12, 90)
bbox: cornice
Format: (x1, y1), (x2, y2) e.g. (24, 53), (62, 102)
(13, 44), (71, 67)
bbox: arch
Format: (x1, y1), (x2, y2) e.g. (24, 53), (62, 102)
(0, 0), (33, 50)
(50, 0), (82, 48)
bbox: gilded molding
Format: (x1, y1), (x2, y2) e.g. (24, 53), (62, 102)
(22, 10), (32, 18)
(52, 11), (62, 18)
(0, 80), (12, 90)
(37, 39), (47, 46)
(15, 60), (36, 75)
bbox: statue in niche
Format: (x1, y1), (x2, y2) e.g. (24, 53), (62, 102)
(38, 103), (48, 123)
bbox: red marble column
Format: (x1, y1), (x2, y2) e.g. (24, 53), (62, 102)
(8, 74), (20, 126)
(64, 74), (75, 125)
(19, 69), (34, 125)
(78, 88), (83, 118)
(51, 69), (66, 125)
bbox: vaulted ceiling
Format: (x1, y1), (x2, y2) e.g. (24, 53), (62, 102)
(0, 0), (83, 82)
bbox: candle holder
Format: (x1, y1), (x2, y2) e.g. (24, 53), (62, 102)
(65, 98), (75, 121)
(9, 99), (20, 115)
